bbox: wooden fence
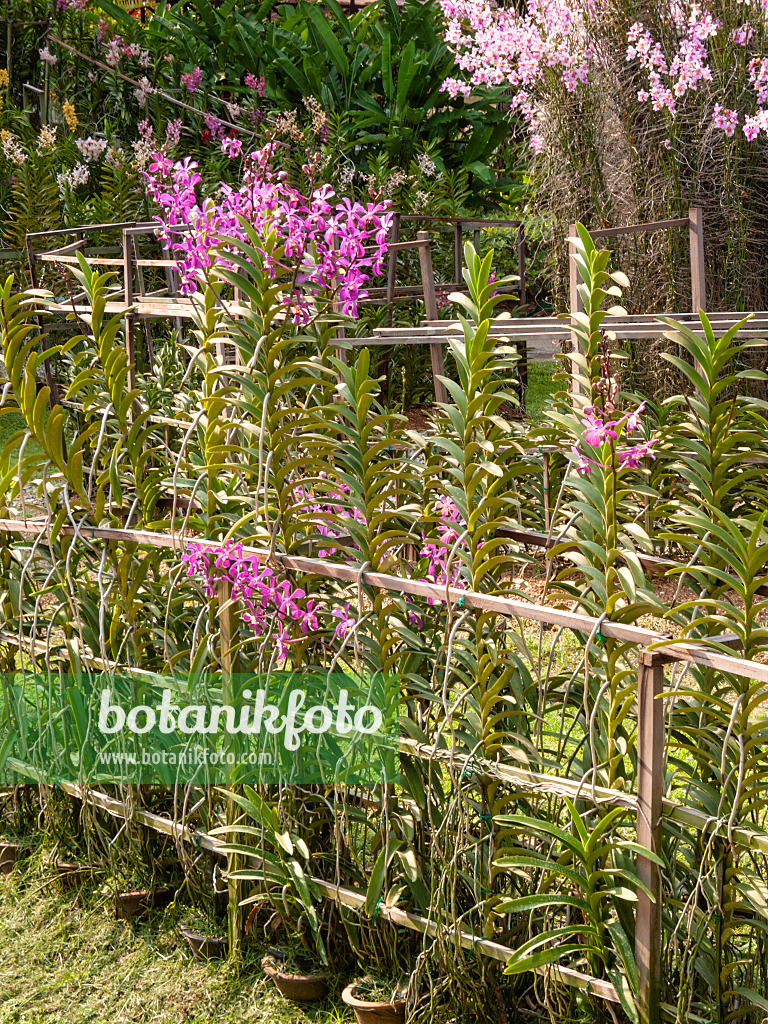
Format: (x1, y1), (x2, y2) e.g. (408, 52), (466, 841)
(2, 511), (767, 1024)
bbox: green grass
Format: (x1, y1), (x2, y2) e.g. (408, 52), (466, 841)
(0, 410), (45, 469)
(0, 411), (35, 456)
(0, 411), (25, 449)
(525, 362), (560, 423)
(0, 861), (353, 1024)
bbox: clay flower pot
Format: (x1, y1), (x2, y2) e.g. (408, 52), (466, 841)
(180, 923), (229, 960)
(114, 885), (175, 920)
(342, 982), (407, 1024)
(0, 842), (30, 875)
(262, 954), (328, 1002)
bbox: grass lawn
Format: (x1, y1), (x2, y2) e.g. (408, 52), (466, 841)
(0, 411), (32, 455)
(0, 861), (351, 1024)
(525, 362), (560, 423)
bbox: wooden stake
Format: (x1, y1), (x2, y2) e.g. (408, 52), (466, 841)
(25, 235), (61, 409)
(568, 223), (584, 396)
(454, 221), (463, 287)
(636, 649), (668, 1024)
(416, 231), (447, 405)
(218, 577), (244, 958)
(517, 224), (526, 308)
(688, 207), (706, 314)
(122, 230), (137, 413)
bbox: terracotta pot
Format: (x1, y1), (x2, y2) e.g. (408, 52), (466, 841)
(0, 843), (29, 875)
(115, 885), (175, 920)
(180, 924), (228, 960)
(262, 955), (328, 1002)
(342, 983), (406, 1024)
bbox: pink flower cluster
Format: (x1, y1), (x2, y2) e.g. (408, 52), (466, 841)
(573, 401), (657, 475)
(713, 103), (739, 136)
(441, 0), (768, 149)
(203, 112), (226, 140)
(627, 12), (715, 116)
(294, 482), (466, 601)
(142, 143), (392, 317)
(102, 34), (151, 70)
(440, 0), (593, 151)
(222, 136), (243, 159)
(245, 73), (267, 96)
(420, 495), (465, 602)
(292, 482), (467, 626)
(183, 541), (325, 658)
(181, 67), (203, 94)
(627, 5), (768, 141)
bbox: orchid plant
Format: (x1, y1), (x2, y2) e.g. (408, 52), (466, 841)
(142, 141), (392, 319)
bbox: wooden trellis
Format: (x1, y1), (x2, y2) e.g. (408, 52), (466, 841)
(3, 515), (767, 1024)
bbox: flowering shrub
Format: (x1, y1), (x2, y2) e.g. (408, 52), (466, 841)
(441, 0), (592, 152)
(441, 0), (768, 147)
(440, 0), (768, 312)
(142, 143), (393, 317)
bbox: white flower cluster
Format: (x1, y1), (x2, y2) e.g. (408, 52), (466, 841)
(166, 119), (182, 149)
(338, 162), (355, 188)
(226, 102), (242, 121)
(75, 136), (108, 162)
(37, 124), (57, 154)
(416, 152), (437, 177)
(134, 76), (153, 105)
(105, 40), (122, 68)
(384, 169), (409, 195)
(106, 145), (126, 169)
(38, 46), (57, 66)
(302, 95), (328, 135)
(57, 162), (89, 197)
(1, 131), (27, 166)
(132, 135), (153, 170)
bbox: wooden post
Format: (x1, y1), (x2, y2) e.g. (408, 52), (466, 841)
(454, 220), (463, 287)
(218, 577), (244, 958)
(25, 235), (61, 408)
(122, 230), (139, 421)
(6, 23), (11, 88)
(636, 649), (667, 1024)
(42, 57), (50, 124)
(568, 223), (585, 396)
(417, 231), (447, 405)
(386, 212), (401, 327)
(517, 225), (526, 308)
(542, 452), (551, 532)
(688, 207), (706, 313)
